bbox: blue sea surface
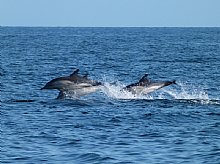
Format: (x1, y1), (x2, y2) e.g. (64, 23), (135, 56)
(1, 27), (220, 164)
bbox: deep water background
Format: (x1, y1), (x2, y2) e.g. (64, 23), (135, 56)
(1, 27), (220, 164)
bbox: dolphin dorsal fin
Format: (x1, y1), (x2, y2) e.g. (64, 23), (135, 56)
(83, 73), (89, 78)
(70, 69), (79, 76)
(139, 74), (150, 85)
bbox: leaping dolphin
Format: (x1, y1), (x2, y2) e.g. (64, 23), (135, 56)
(124, 74), (176, 95)
(41, 69), (103, 99)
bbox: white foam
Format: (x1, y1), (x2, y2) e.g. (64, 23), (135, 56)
(63, 78), (217, 105)
(100, 81), (211, 102)
(101, 82), (152, 100)
(161, 82), (209, 100)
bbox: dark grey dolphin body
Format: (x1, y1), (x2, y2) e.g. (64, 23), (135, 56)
(124, 74), (176, 95)
(41, 69), (103, 98)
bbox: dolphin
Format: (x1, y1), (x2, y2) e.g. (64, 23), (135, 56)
(41, 69), (103, 99)
(124, 74), (176, 95)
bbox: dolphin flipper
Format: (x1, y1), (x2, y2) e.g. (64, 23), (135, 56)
(57, 91), (66, 99)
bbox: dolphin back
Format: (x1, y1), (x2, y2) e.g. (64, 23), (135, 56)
(41, 69), (103, 91)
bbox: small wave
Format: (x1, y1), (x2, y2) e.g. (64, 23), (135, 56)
(173, 99), (220, 105)
(10, 99), (35, 103)
(75, 153), (114, 163)
(0, 67), (5, 76)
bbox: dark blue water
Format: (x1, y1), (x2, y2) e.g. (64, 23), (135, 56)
(1, 27), (220, 164)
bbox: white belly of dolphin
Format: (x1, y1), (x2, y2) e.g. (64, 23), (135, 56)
(141, 85), (164, 94)
(64, 86), (102, 97)
(129, 84), (166, 95)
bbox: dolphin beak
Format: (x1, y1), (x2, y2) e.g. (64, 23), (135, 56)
(41, 86), (46, 90)
(172, 80), (177, 85)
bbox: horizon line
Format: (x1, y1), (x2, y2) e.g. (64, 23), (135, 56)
(1, 25), (220, 28)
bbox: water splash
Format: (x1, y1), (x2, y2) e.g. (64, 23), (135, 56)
(159, 82), (220, 105)
(160, 82), (209, 100)
(101, 82), (152, 100)
(61, 80), (220, 105)
(101, 81), (212, 102)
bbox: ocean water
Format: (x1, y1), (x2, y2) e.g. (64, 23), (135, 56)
(1, 27), (220, 164)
